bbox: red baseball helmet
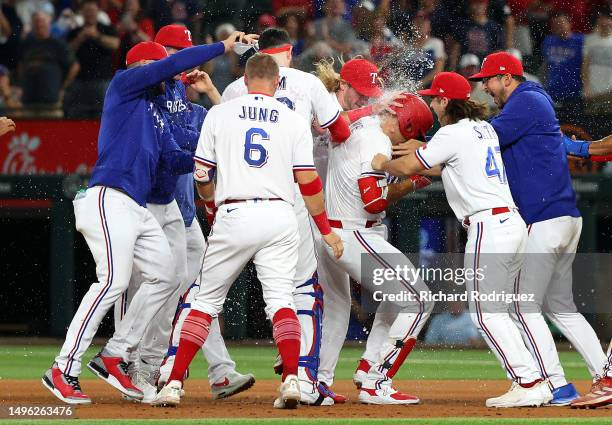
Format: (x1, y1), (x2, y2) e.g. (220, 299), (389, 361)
(468, 51), (523, 81)
(154, 24), (193, 49)
(390, 93), (434, 140)
(340, 58), (383, 98)
(126, 41), (168, 66)
(418, 72), (471, 100)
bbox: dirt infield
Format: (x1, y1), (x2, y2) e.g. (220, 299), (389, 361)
(3, 379), (610, 419)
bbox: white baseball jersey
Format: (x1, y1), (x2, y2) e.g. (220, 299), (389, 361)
(326, 116), (391, 222)
(415, 118), (516, 220)
(221, 66), (341, 127)
(313, 91), (343, 185)
(194, 93), (315, 206)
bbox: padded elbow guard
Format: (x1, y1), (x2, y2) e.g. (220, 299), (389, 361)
(358, 176), (388, 214)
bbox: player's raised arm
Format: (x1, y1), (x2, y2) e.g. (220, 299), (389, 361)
(119, 32), (257, 96)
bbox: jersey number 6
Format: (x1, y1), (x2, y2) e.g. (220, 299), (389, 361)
(244, 127), (269, 168)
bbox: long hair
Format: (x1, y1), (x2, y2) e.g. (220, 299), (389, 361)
(445, 99), (490, 124)
(314, 57), (343, 93)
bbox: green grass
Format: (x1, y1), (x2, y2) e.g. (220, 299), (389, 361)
(0, 345), (593, 381)
(2, 419), (612, 425)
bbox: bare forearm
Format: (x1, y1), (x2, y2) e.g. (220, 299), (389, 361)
(302, 192), (326, 216)
(196, 181), (215, 200)
(386, 179), (415, 204)
(98, 34), (120, 51)
(589, 135), (612, 156)
(206, 86), (221, 105)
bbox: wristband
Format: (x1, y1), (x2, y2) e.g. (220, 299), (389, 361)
(347, 105), (373, 123)
(590, 155), (612, 163)
(204, 200), (216, 226)
(409, 175), (432, 191)
(312, 211), (332, 235)
(298, 176), (323, 196)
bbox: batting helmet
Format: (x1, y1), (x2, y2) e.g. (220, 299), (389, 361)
(126, 41), (168, 66)
(155, 24), (193, 49)
(390, 93), (434, 140)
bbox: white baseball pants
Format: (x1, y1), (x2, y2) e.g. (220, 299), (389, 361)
(56, 186), (176, 376)
(465, 209), (542, 384)
(511, 216), (607, 387)
(191, 200), (298, 319)
(318, 224), (433, 386)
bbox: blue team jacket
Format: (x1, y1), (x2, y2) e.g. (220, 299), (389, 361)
(174, 103), (206, 227)
(88, 42), (225, 206)
(490, 81), (580, 225)
(147, 79), (202, 207)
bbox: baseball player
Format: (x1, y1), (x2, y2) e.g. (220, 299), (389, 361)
(372, 72), (553, 408)
(562, 137), (612, 409)
(42, 37), (250, 404)
(153, 53), (343, 408)
(311, 58), (426, 396)
(471, 52), (608, 405)
(113, 25), (254, 403)
(320, 93), (435, 405)
(220, 28), (350, 405)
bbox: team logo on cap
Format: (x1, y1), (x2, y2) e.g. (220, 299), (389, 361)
(370, 72), (378, 84)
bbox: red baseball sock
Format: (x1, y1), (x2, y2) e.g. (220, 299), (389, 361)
(272, 308), (301, 380)
(168, 310), (212, 382)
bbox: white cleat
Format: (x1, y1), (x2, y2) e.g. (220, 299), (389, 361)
(122, 361), (160, 404)
(298, 379), (334, 406)
(151, 380), (182, 407)
(486, 380), (553, 408)
(210, 371), (256, 399)
(273, 374), (300, 409)
(358, 379), (420, 405)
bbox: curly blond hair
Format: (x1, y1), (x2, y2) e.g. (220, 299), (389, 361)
(314, 57), (344, 93)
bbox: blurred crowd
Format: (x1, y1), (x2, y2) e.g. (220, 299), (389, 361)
(0, 0), (610, 119)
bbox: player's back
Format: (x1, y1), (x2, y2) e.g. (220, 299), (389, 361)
(222, 67), (340, 127)
(326, 116), (391, 222)
(198, 93), (313, 206)
(426, 119), (516, 220)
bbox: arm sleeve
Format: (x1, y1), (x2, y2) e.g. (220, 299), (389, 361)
(414, 128), (456, 169)
(311, 76), (341, 128)
(194, 110), (217, 169)
(116, 42), (225, 97)
(292, 122), (316, 172)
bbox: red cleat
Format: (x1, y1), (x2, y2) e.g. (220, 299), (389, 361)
(87, 352), (143, 399)
(42, 363), (91, 405)
(571, 377), (612, 409)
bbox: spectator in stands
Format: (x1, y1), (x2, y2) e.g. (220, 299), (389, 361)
(582, 8), (612, 100)
(65, 0), (119, 117)
(457, 52), (496, 112)
(116, 0), (154, 68)
(369, 12), (401, 63)
(542, 11), (584, 103)
(457, 0), (504, 60)
(18, 11), (79, 107)
(507, 0), (534, 60)
(15, 0), (53, 35)
(296, 40), (334, 73)
(407, 12), (446, 88)
(273, 0), (312, 18)
(312, 0), (358, 56)
(203, 23), (241, 95)
(278, 12), (306, 57)
(256, 13), (277, 34)
(0, 65), (21, 110)
(0, 0), (23, 70)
